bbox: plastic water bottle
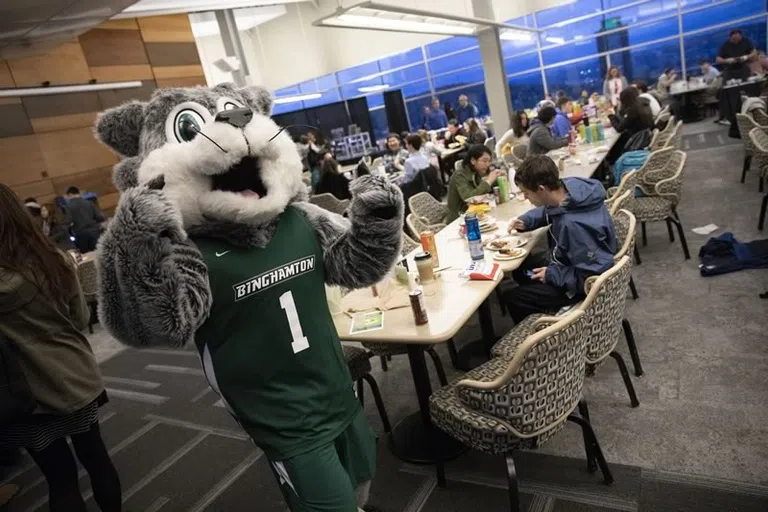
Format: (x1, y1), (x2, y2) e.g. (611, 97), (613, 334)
(597, 121), (605, 141)
(465, 213), (485, 261)
(585, 124), (593, 143)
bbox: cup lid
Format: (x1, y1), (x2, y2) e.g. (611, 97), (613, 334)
(414, 251), (432, 260)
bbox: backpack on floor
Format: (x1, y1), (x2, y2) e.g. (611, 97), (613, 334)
(614, 150), (649, 194)
(624, 128), (653, 152)
(0, 332), (35, 427)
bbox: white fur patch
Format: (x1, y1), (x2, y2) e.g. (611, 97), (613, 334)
(135, 113), (305, 228)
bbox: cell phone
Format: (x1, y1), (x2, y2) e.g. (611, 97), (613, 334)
(525, 270), (535, 278)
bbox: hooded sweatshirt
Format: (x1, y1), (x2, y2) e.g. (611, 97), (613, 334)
(517, 177), (617, 295)
(527, 118), (569, 155)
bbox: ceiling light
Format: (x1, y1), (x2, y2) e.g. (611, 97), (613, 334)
(273, 93), (322, 105)
(331, 14), (474, 36)
(500, 30), (533, 42)
(314, 2), (540, 38)
(0, 81), (142, 98)
(545, 36), (566, 44)
(115, 0), (303, 19)
(358, 84), (389, 93)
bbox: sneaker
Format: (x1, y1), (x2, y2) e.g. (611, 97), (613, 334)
(713, 117), (723, 123)
(717, 119), (731, 126)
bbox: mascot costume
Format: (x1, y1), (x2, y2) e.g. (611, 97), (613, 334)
(93, 83), (403, 511)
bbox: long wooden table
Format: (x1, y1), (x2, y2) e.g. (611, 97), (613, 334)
(333, 129), (619, 478)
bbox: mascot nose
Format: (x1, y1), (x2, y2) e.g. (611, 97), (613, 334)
(215, 108), (253, 128)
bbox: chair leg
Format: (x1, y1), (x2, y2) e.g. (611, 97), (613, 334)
(356, 379), (365, 408)
(609, 351), (640, 407)
(759, 193), (768, 231)
(379, 356), (388, 372)
(361, 374), (392, 433)
(629, 277), (639, 300)
(670, 209), (691, 260)
(426, 347), (448, 386)
(495, 286), (506, 317)
(665, 218), (675, 242)
(504, 453), (521, 512)
(446, 338), (459, 369)
(577, 400), (597, 473)
(622, 319), (644, 377)
(633, 244), (642, 265)
(566, 413), (615, 485)
(641, 222), (647, 247)
(741, 155), (751, 183)
(760, 176), (764, 193)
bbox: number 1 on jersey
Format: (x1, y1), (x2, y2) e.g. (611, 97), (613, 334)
(279, 291), (310, 354)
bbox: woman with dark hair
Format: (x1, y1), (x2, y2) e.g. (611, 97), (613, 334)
(382, 134), (408, 174)
(36, 203), (74, 250)
(603, 65), (628, 108)
(314, 158), (352, 200)
(446, 145), (505, 221)
(0, 184), (121, 511)
(466, 119), (487, 144)
(495, 111), (530, 156)
(607, 87), (655, 163)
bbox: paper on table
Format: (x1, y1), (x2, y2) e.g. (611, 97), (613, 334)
(692, 224), (718, 235)
(350, 311), (384, 335)
(345, 279), (411, 313)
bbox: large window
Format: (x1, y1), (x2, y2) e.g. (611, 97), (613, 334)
(509, 71), (545, 111)
(546, 57), (605, 99)
(432, 66), (485, 91)
(369, 108), (389, 140)
(611, 38), (682, 85)
(682, 0), (766, 32)
(684, 20), (767, 75)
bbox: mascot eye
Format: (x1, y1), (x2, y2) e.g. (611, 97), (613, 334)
(174, 110), (205, 143)
(216, 97), (245, 112)
(224, 102), (239, 110)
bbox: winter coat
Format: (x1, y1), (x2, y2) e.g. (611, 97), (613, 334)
(517, 178), (617, 295)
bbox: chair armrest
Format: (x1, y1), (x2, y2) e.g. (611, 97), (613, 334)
(654, 172), (682, 199)
(606, 187), (619, 199)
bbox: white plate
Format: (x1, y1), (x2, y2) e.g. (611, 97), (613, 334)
(493, 248), (527, 261)
(485, 236), (527, 251)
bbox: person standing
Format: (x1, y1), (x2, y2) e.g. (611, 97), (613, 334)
(716, 28), (756, 82)
(603, 66), (629, 108)
(425, 98), (448, 129)
(0, 184), (121, 512)
(501, 156), (616, 323)
(527, 106), (570, 155)
(456, 94), (479, 124)
(445, 145), (504, 222)
(64, 187), (104, 253)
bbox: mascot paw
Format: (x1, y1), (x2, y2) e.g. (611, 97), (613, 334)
(349, 175), (402, 220)
(113, 179), (186, 241)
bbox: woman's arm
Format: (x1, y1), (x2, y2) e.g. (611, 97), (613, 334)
(68, 275), (90, 331)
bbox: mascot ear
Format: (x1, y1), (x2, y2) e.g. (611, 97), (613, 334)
(94, 101), (146, 157)
(237, 86), (273, 116)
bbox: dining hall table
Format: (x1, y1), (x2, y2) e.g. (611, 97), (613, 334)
(332, 130), (620, 484)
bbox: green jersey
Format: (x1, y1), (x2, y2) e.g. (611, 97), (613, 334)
(192, 206), (359, 461)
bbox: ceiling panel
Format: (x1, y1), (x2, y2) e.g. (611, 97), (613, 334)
(0, 0), (138, 60)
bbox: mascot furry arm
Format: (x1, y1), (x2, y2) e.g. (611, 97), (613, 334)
(95, 83), (403, 349)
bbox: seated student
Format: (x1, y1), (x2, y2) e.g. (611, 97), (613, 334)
(502, 155), (617, 323)
(632, 81), (662, 117)
(607, 87), (655, 162)
(466, 119), (487, 144)
(442, 120), (466, 146)
(314, 158), (351, 200)
(527, 106), (569, 155)
(551, 96), (573, 139)
(382, 134), (408, 174)
(445, 145), (504, 222)
(400, 134), (432, 185)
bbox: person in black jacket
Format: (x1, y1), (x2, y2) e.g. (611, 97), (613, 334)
(607, 87), (654, 164)
(314, 158), (352, 200)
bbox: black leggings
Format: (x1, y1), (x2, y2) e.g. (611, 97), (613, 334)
(27, 422), (121, 512)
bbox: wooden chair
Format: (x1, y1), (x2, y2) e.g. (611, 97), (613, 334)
(431, 310), (613, 512)
(309, 193), (350, 215)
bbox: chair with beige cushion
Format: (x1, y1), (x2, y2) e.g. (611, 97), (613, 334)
(401, 232), (421, 255)
(607, 150), (690, 260)
(309, 193), (350, 215)
(76, 258), (99, 334)
(747, 127), (768, 230)
(607, 148), (674, 201)
(606, 186), (633, 215)
(736, 113), (768, 190)
(492, 256), (642, 397)
(342, 345), (391, 433)
(664, 120), (683, 151)
(408, 192), (449, 226)
(431, 310), (613, 511)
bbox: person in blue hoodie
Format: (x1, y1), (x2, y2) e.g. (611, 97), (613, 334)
(550, 96), (573, 139)
(502, 154), (617, 323)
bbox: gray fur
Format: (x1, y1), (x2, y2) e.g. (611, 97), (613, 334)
(95, 101), (145, 157)
(293, 175), (404, 289)
(96, 186), (212, 348)
(112, 157), (140, 191)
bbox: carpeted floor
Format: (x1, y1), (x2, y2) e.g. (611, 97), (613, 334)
(3, 121), (767, 511)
